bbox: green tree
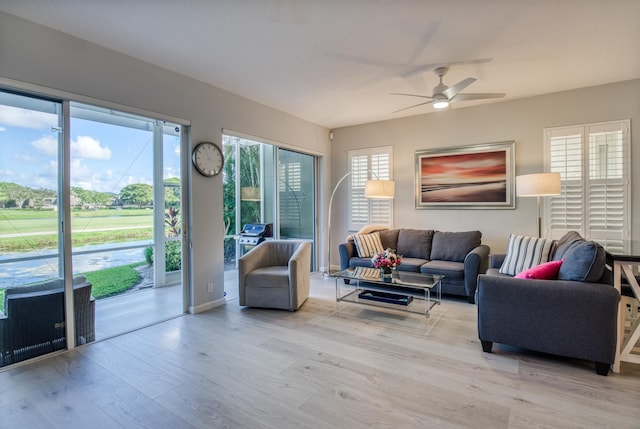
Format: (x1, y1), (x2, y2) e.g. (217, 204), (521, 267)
(164, 177), (181, 208)
(120, 183), (153, 207)
(0, 182), (44, 208)
(72, 187), (113, 207)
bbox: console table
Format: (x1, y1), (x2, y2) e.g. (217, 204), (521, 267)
(608, 243), (640, 373)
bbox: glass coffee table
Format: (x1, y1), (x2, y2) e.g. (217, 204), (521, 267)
(332, 267), (443, 318)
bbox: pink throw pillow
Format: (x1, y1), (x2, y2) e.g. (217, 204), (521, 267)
(514, 259), (564, 280)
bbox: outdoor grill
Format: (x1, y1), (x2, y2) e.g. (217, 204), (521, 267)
(238, 223), (273, 255)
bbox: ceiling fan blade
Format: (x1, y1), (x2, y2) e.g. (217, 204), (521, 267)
(393, 100), (433, 113)
(442, 78), (476, 99)
(390, 92), (434, 100)
(402, 58), (493, 78)
(452, 92), (506, 101)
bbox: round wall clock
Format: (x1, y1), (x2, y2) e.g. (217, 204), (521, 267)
(192, 141), (224, 177)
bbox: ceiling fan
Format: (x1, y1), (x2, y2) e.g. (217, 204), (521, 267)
(392, 66), (505, 112)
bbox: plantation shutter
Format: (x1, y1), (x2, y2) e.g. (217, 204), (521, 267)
(348, 146), (394, 231)
(544, 120), (630, 252)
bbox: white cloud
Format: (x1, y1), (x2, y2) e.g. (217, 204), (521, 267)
(31, 135), (58, 156)
(72, 136), (111, 160)
(0, 105), (57, 130)
(43, 160), (58, 177)
(0, 126), (6, 132)
(174, 145), (180, 155)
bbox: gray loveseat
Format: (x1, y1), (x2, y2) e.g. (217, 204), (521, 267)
(338, 228), (490, 303)
(476, 231), (620, 375)
(1, 276), (95, 366)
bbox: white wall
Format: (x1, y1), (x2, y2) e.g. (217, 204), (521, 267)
(331, 79), (640, 254)
(0, 11), (330, 311)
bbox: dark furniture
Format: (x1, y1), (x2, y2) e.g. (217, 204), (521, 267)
(0, 277), (95, 366)
(477, 232), (620, 375)
(339, 228), (489, 303)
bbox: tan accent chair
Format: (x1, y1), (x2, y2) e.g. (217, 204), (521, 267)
(238, 240), (311, 311)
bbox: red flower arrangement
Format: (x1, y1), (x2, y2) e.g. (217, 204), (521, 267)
(371, 248), (402, 270)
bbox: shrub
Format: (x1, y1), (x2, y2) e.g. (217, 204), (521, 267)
(165, 241), (182, 272)
(144, 246), (154, 265)
(143, 242), (182, 272)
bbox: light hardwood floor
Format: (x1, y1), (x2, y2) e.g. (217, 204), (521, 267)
(1, 272), (639, 428)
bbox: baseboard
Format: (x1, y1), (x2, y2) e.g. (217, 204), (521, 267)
(190, 297), (226, 314)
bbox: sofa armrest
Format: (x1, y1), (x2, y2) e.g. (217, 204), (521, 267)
(477, 274), (620, 364)
(338, 241), (357, 270)
(289, 242), (311, 309)
(463, 244), (490, 303)
(238, 244), (273, 305)
(489, 253), (506, 269)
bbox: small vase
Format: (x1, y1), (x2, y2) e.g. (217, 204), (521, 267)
(380, 266), (392, 282)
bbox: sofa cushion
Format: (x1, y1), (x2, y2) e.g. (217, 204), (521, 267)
(352, 232), (384, 258)
(379, 229), (400, 250)
(499, 234), (556, 276)
(557, 240), (605, 282)
(430, 230), (481, 263)
(553, 231), (585, 261)
(396, 229), (434, 260)
(420, 260), (465, 280)
(514, 259), (563, 280)
(395, 257), (426, 272)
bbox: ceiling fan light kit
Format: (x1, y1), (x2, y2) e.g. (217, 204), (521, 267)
(393, 63), (505, 113)
(432, 99), (449, 109)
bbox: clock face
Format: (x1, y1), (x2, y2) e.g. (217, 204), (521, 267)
(192, 141), (224, 177)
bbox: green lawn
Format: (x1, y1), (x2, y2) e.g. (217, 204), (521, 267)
(0, 208), (153, 235)
(0, 208), (154, 252)
(84, 262), (145, 299)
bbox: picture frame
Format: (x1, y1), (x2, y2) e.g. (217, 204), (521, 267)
(415, 141), (515, 209)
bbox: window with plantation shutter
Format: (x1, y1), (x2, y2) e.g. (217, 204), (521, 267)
(544, 120), (630, 252)
(348, 146), (393, 231)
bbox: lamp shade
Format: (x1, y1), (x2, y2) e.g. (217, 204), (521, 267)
(240, 186), (261, 201)
(516, 173), (561, 197)
(364, 180), (395, 199)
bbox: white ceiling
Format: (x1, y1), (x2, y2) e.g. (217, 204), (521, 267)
(1, 1), (639, 129)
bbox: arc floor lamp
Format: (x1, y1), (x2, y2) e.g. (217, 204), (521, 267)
(326, 173), (395, 275)
(516, 172), (561, 237)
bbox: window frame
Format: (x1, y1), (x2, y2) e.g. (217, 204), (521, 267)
(544, 119), (630, 252)
(347, 146), (394, 231)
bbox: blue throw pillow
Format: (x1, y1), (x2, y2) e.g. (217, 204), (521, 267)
(557, 240), (605, 282)
(552, 231), (584, 261)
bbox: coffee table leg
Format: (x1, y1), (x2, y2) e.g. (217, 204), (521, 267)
(425, 288), (431, 318)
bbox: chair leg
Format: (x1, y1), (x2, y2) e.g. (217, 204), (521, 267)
(481, 340), (493, 353)
(594, 362), (610, 376)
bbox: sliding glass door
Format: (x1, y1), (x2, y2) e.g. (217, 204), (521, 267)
(0, 89), (187, 368)
(278, 148), (316, 265)
(69, 103), (184, 340)
(0, 91), (66, 366)
(223, 133), (317, 286)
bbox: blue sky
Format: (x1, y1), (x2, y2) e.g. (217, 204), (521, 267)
(0, 104), (180, 194)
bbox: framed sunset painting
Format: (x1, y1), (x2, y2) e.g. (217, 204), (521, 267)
(415, 141), (515, 209)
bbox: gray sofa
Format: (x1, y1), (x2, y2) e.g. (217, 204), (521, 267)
(338, 228), (490, 303)
(1, 276), (95, 366)
(476, 232), (620, 375)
